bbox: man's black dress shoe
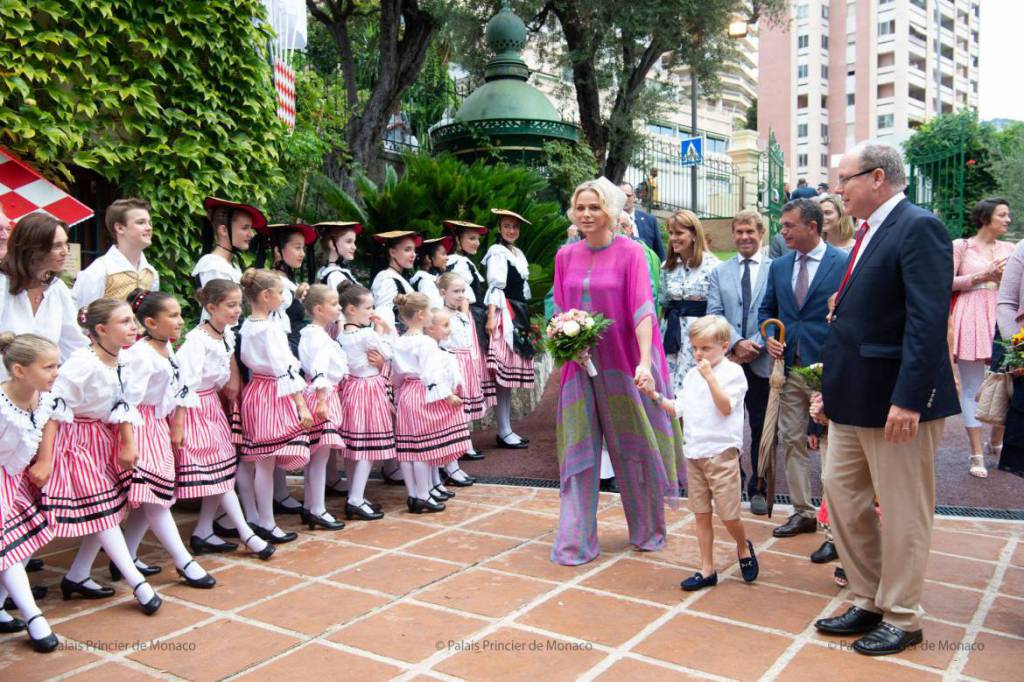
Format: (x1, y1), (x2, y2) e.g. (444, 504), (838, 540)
(810, 540), (839, 564)
(26, 557), (44, 572)
(599, 477), (620, 493)
(495, 435), (528, 449)
(190, 533), (239, 555)
(853, 622), (923, 656)
(460, 450), (485, 461)
(772, 513), (817, 537)
(60, 576), (115, 600)
(814, 606), (884, 635)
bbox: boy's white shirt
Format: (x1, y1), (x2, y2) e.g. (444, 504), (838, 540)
(71, 244), (159, 308)
(673, 357), (748, 460)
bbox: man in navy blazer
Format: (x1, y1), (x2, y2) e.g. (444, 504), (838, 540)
(812, 142), (959, 656)
(620, 182), (665, 260)
(758, 198), (848, 539)
(707, 210), (773, 515)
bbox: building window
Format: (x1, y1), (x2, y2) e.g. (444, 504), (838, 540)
(878, 113), (894, 129)
(798, 123), (808, 138)
(706, 137), (728, 154)
(822, 5), (830, 19)
(821, 35), (829, 50)
(797, 94), (808, 109)
(796, 4), (808, 19)
(821, 123), (829, 138)
(847, 93), (855, 105)
(797, 64), (808, 78)
(821, 64), (829, 79)
(878, 20), (896, 36)
(798, 34), (809, 49)
(798, 153), (808, 168)
(821, 153), (830, 168)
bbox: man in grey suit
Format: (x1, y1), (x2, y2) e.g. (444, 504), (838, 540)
(707, 210), (773, 515)
(620, 182), (665, 261)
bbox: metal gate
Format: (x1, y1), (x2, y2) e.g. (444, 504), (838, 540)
(906, 119), (967, 237)
(757, 130), (785, 237)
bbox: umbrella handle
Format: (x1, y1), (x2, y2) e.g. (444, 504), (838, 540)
(760, 318), (786, 344)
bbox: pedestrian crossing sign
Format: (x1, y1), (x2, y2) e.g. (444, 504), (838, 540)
(680, 136), (703, 167)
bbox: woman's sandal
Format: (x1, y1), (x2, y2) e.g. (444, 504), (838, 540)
(834, 566), (848, 587)
(970, 454), (988, 478)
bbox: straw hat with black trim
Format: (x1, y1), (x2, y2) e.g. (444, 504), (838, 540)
(259, 222), (318, 245)
(372, 230), (424, 247)
(442, 219), (489, 236)
(313, 221), (363, 236)
(203, 197), (268, 231)
(417, 234), (455, 256)
(490, 208), (532, 226)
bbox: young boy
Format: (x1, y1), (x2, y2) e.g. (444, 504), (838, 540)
(72, 197), (159, 307)
(643, 315), (759, 591)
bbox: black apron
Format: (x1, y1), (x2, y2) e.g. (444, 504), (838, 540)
(448, 257), (490, 351)
(504, 264), (534, 359)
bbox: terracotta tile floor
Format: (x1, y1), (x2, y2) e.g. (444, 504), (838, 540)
(1, 483), (1021, 681)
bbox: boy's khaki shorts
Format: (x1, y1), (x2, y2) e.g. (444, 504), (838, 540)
(685, 448), (742, 520)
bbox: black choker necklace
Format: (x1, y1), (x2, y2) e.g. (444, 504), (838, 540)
(205, 321), (225, 336)
(344, 322), (371, 329)
(147, 334), (169, 345)
(213, 244), (235, 258)
(95, 341), (119, 359)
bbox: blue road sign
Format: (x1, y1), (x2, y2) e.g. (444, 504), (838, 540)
(680, 136), (703, 167)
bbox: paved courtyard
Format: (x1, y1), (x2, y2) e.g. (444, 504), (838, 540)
(1, 483), (1021, 681)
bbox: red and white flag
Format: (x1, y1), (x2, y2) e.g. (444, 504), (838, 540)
(0, 147), (93, 226)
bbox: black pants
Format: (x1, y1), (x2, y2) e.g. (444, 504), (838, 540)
(743, 364), (770, 496)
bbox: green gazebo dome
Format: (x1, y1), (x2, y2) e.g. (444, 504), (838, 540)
(431, 2), (578, 162)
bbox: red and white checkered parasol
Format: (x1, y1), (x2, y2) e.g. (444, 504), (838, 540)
(0, 147), (93, 227)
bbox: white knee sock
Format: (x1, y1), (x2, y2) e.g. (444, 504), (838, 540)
(143, 504), (206, 580)
(326, 450), (346, 490)
(194, 496), (220, 539)
(96, 527), (154, 603)
(122, 507), (150, 561)
(496, 388), (521, 442)
(1, 564), (49, 638)
(412, 462), (432, 500)
(347, 460), (372, 506)
(382, 459), (404, 480)
(600, 447), (615, 479)
(218, 491), (268, 553)
(305, 447), (330, 517)
(344, 458), (356, 487)
(273, 467), (300, 507)
(65, 534), (104, 586)
(399, 461), (417, 497)
(255, 459), (278, 532)
(235, 460), (258, 523)
(444, 460), (470, 483)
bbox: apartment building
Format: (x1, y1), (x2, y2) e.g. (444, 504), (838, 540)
(758, 0), (981, 186)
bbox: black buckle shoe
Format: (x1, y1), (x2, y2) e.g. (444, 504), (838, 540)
(132, 581), (162, 616)
(810, 540), (838, 564)
(273, 496), (304, 515)
(325, 478), (349, 497)
(26, 557), (44, 573)
(407, 496), (445, 514)
(380, 467), (406, 486)
(176, 560), (216, 589)
(306, 512), (345, 531)
(26, 614), (58, 653)
(431, 485), (454, 501)
(815, 606), (884, 635)
(444, 469), (476, 487)
(739, 540), (759, 582)
(459, 450), (486, 461)
(60, 576), (114, 600)
(213, 514), (241, 539)
(681, 571), (718, 591)
(345, 501), (384, 521)
(495, 435), (528, 449)
(5, 585), (47, 611)
(0, 617), (25, 633)
(251, 524), (298, 544)
(852, 622), (923, 656)
(109, 558), (161, 582)
(190, 533), (238, 555)
(243, 534), (276, 560)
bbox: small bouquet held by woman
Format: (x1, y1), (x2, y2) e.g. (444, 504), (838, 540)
(540, 309), (613, 377)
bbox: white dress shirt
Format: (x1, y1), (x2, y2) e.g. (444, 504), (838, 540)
(672, 357), (748, 460)
(71, 245), (160, 308)
(852, 191), (906, 270)
(737, 250), (764, 289)
(790, 239), (828, 292)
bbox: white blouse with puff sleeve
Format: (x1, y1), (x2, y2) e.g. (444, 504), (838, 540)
(122, 340), (199, 419)
(239, 318), (306, 397)
(392, 334), (463, 403)
(298, 325), (348, 390)
(338, 326), (393, 378)
(0, 390), (71, 475)
(51, 347), (143, 426)
(176, 326), (234, 394)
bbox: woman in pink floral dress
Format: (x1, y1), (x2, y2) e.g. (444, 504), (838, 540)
(951, 198), (1014, 477)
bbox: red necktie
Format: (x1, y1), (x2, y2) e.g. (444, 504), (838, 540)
(837, 221), (870, 296)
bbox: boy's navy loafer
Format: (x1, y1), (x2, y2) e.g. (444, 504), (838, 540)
(739, 540), (759, 582)
(680, 571), (718, 591)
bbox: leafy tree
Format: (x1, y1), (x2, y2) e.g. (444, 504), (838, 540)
(0, 0), (287, 308)
(745, 98), (758, 131)
(446, 0), (783, 181)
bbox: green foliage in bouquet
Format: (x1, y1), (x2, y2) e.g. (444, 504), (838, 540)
(790, 363), (823, 392)
(541, 310), (614, 365)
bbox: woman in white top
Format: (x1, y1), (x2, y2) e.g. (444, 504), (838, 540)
(315, 221), (363, 290)
(484, 208), (535, 449)
(370, 230), (421, 331)
(409, 236), (450, 309)
(190, 197), (266, 320)
(0, 214), (88, 367)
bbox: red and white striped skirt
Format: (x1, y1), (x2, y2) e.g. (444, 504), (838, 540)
(480, 350), (497, 408)
(486, 316), (535, 389)
(227, 398), (243, 447)
(175, 389), (238, 499)
(46, 419), (130, 538)
(451, 347), (485, 420)
(1, 468), (53, 571)
(304, 384), (345, 451)
(128, 404), (177, 509)
(339, 375), (396, 461)
(395, 378), (471, 464)
(240, 374), (310, 470)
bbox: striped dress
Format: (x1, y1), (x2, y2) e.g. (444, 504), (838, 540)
(122, 339), (199, 508)
(483, 244), (535, 388)
(440, 307), (486, 420)
(46, 347), (142, 538)
(174, 325), (238, 498)
(238, 318), (310, 470)
(393, 334), (470, 464)
(338, 325), (396, 461)
(298, 325), (348, 451)
(447, 254), (496, 408)
(0, 390), (64, 570)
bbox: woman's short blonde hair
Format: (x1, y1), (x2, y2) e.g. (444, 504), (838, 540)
(567, 178), (625, 230)
(664, 209), (707, 271)
(818, 194), (854, 244)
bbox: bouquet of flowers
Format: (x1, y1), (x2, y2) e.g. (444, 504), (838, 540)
(791, 362), (823, 393)
(998, 328), (1024, 371)
(540, 309), (613, 377)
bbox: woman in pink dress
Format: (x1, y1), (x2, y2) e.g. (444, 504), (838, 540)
(951, 198), (1014, 478)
